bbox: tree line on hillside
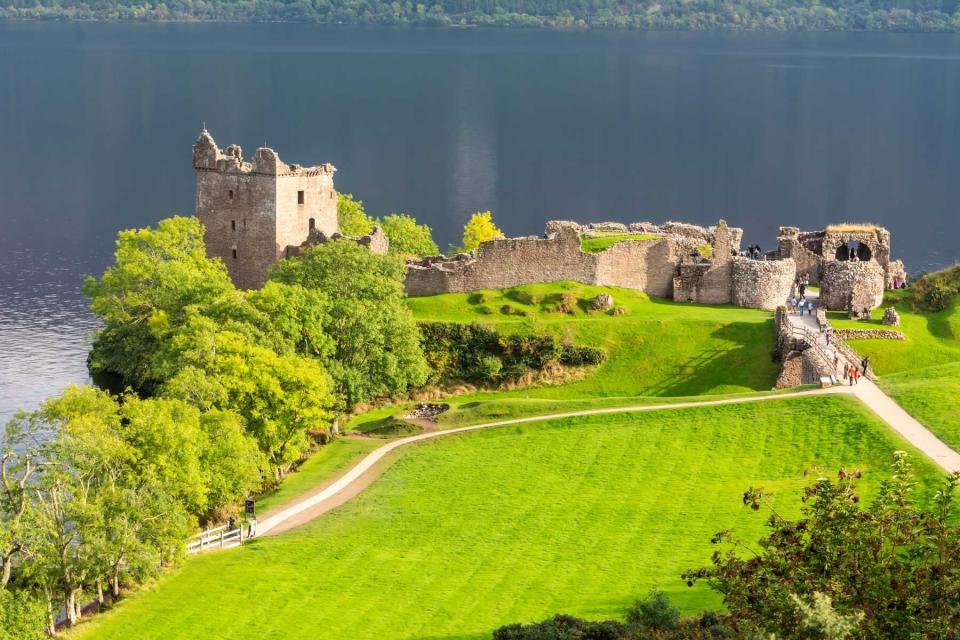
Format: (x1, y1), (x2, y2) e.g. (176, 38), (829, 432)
(0, 201), (585, 636)
(3, 0), (960, 30)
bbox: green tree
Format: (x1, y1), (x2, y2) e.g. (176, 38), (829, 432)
(83, 216), (233, 390)
(378, 213), (439, 257)
(0, 421), (37, 590)
(4, 387), (194, 631)
(118, 395), (209, 516)
(461, 210), (504, 252)
(684, 452), (960, 638)
(270, 240), (428, 407)
(336, 192), (375, 236)
(160, 317), (335, 477)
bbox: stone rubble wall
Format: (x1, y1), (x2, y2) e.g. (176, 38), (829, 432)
(405, 218), (808, 311)
(819, 261), (885, 312)
(834, 328), (905, 341)
(731, 258), (797, 311)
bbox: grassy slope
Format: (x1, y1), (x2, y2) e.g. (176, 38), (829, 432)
(75, 395), (943, 640)
(406, 282), (780, 400)
(828, 290), (960, 448)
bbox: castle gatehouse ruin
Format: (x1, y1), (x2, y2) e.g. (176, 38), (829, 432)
(194, 133), (901, 313)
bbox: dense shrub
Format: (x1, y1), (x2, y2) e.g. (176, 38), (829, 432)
(912, 264), (960, 311)
(501, 304), (528, 316)
(419, 322), (604, 385)
(625, 590), (680, 631)
(493, 611), (731, 639)
(549, 292), (579, 314)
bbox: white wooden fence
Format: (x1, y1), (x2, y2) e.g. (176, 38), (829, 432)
(186, 523), (249, 554)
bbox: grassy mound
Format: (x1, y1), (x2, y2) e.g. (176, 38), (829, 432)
(406, 283), (780, 401)
(74, 395), (943, 640)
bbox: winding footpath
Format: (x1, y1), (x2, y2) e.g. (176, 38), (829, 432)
(223, 299), (960, 539)
(786, 292), (960, 474)
(257, 387), (848, 537)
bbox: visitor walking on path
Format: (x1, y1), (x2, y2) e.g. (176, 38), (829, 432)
(862, 356), (870, 376)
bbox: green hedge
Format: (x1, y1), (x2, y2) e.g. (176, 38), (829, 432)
(419, 322), (604, 385)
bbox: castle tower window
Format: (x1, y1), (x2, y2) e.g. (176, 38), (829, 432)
(297, 190), (305, 205)
(231, 220), (236, 231)
(232, 249), (237, 259)
(309, 218), (316, 231)
(228, 189), (234, 200)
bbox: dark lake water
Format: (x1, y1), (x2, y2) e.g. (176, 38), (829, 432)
(2, 23), (960, 422)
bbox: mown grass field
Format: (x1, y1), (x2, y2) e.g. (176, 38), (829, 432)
(74, 395), (944, 640)
(829, 290), (960, 448)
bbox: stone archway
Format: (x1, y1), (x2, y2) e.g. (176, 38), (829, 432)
(835, 240), (871, 262)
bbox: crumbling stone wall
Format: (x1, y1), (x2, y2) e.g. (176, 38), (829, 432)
(406, 227), (658, 296)
(777, 227), (824, 283)
(287, 225), (390, 259)
(732, 258), (796, 311)
(193, 130), (338, 290)
(820, 261), (885, 313)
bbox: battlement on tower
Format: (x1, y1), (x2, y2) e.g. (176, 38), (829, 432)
(192, 130), (336, 177)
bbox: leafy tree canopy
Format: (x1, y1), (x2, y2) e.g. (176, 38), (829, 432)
(379, 213), (439, 257)
(337, 192), (375, 237)
(83, 215), (233, 389)
(462, 210), (505, 252)
(270, 240), (428, 407)
(684, 452), (960, 638)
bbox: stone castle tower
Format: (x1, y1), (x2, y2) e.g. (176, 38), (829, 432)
(192, 130), (339, 289)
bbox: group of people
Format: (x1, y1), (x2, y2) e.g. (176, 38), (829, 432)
(787, 273), (814, 316)
(743, 244), (765, 260)
(788, 297), (815, 316)
(890, 275), (908, 290)
(830, 354), (870, 385)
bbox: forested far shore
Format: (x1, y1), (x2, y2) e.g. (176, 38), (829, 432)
(3, 0), (960, 31)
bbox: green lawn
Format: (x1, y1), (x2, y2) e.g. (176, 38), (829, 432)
(580, 233), (662, 253)
(255, 438), (382, 514)
(74, 395), (944, 640)
(880, 362), (960, 451)
(828, 290), (960, 376)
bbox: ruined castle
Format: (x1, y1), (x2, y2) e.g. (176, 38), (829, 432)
(195, 133), (902, 313)
(405, 220), (903, 313)
(192, 130), (386, 289)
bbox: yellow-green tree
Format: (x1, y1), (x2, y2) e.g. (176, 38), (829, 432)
(461, 211), (504, 252)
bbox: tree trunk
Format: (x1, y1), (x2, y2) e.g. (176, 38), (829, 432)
(65, 589), (77, 626)
(97, 582), (105, 606)
(0, 555), (11, 589)
(111, 573), (120, 599)
(73, 589), (83, 623)
(43, 586), (55, 636)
